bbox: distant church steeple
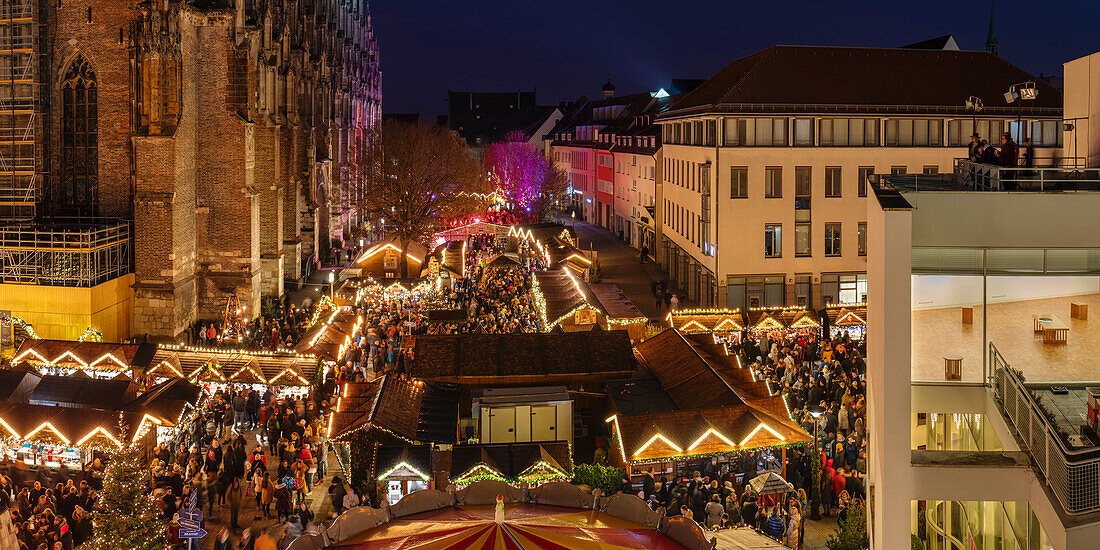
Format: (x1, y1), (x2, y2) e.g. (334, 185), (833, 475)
(985, 1), (999, 55)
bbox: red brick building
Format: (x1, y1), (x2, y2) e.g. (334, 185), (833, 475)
(0, 0), (381, 342)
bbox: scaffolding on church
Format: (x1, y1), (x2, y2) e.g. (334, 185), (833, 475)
(0, 0), (39, 223)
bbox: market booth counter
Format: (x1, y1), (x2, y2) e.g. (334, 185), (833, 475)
(606, 329), (812, 489)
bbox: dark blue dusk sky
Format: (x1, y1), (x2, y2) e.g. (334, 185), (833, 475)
(370, 1), (1099, 119)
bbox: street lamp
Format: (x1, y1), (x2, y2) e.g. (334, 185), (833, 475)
(808, 405), (825, 520)
(965, 96), (983, 136)
(1005, 82), (1037, 141)
(328, 271), (335, 300)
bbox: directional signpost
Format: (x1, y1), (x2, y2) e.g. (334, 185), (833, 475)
(179, 490), (207, 540)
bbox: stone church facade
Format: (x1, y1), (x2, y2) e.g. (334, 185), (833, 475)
(12, 0), (380, 340)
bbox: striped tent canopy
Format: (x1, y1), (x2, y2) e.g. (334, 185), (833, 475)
(330, 502), (688, 549)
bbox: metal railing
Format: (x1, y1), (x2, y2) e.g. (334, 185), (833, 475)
(954, 159), (1099, 192)
(990, 342), (1100, 515)
(0, 220), (132, 286)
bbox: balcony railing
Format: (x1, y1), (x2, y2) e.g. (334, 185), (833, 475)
(953, 158), (1100, 192)
(990, 342), (1100, 515)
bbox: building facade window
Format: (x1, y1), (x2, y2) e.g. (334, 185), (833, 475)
(764, 224), (782, 258)
(947, 119), (1005, 146)
(794, 274), (812, 307)
(821, 273), (867, 305)
(858, 166), (873, 197)
(795, 223), (811, 257)
(923, 165), (939, 175)
(59, 55), (98, 213)
(1030, 120), (1062, 147)
(793, 118), (814, 146)
(825, 223), (842, 256)
(820, 118), (880, 146)
(730, 166), (748, 198)
(825, 167), (842, 197)
(891, 166), (908, 175)
(857, 222), (867, 256)
(721, 118), (788, 146)
(885, 118), (944, 146)
(795, 166), (812, 198)
(727, 275), (785, 309)
(765, 167), (782, 198)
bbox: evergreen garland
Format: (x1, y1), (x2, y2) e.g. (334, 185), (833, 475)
(85, 422), (168, 550)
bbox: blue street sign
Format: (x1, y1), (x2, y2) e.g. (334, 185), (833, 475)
(180, 529), (207, 539)
(178, 510), (206, 539)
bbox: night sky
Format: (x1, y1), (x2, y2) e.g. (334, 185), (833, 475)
(370, 0), (1099, 119)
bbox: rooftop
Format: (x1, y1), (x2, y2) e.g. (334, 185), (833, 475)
(665, 45), (1062, 117)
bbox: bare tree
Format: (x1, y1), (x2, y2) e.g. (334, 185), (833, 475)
(361, 120), (488, 276)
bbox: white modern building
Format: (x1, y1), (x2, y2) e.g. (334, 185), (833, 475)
(866, 50), (1100, 550)
(656, 45), (1063, 309)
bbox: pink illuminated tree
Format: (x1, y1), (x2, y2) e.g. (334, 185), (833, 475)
(483, 130), (566, 222)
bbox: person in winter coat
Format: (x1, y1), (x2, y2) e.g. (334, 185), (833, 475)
(328, 476), (347, 515)
(213, 528), (232, 550)
(764, 507), (784, 539)
(704, 494), (724, 529)
(785, 499), (804, 550)
(226, 478), (242, 530)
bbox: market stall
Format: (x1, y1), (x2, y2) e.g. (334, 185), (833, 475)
(0, 372), (199, 481)
(826, 303), (867, 340)
(148, 346), (318, 399)
(608, 329), (811, 489)
(12, 340), (157, 379)
(665, 309), (744, 343)
(746, 307), (822, 340)
(530, 270), (647, 341)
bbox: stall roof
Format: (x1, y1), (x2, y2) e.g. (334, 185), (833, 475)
(14, 340), (157, 370)
(0, 376), (198, 448)
(328, 375), (458, 444)
(410, 330), (636, 381)
(588, 284), (646, 320)
(450, 441), (572, 480)
(374, 445), (432, 480)
(148, 347), (316, 386)
(610, 328), (810, 462)
(666, 310), (744, 333)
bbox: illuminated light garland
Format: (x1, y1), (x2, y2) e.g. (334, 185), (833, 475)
(12, 348), (50, 365)
(159, 343), (317, 359)
(89, 352), (128, 369)
(739, 423), (786, 447)
(834, 311), (866, 326)
(824, 301), (867, 308)
(516, 460), (570, 483)
(131, 414), (164, 443)
(78, 326), (103, 342)
(148, 360), (183, 378)
(714, 318), (743, 332)
(753, 316), (785, 330)
(355, 243), (424, 265)
(188, 361), (226, 382)
(376, 461), (430, 481)
(626, 441), (810, 465)
(453, 463), (507, 485)
(679, 320), (707, 332)
(564, 253), (592, 265)
(228, 362), (267, 384)
(25, 422), (70, 445)
(633, 433), (682, 456)
(11, 317), (38, 340)
(270, 367), (310, 386)
(688, 428), (737, 450)
(605, 415), (628, 464)
(0, 417), (20, 439)
(606, 317), (647, 326)
(54, 350), (89, 367)
(669, 308), (742, 315)
(77, 426), (123, 448)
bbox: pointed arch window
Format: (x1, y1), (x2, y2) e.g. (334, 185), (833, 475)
(60, 56), (98, 213)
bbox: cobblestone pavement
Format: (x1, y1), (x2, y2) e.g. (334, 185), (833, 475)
(570, 221), (665, 320)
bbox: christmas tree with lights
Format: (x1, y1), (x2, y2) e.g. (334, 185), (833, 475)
(85, 422), (167, 550)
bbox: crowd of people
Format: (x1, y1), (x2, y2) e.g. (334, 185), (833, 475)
(188, 297), (310, 353)
(1, 473), (97, 549)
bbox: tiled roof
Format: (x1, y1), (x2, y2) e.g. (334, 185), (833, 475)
(328, 375), (458, 444)
(410, 331), (636, 380)
(667, 46), (1062, 116)
(613, 328), (810, 461)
